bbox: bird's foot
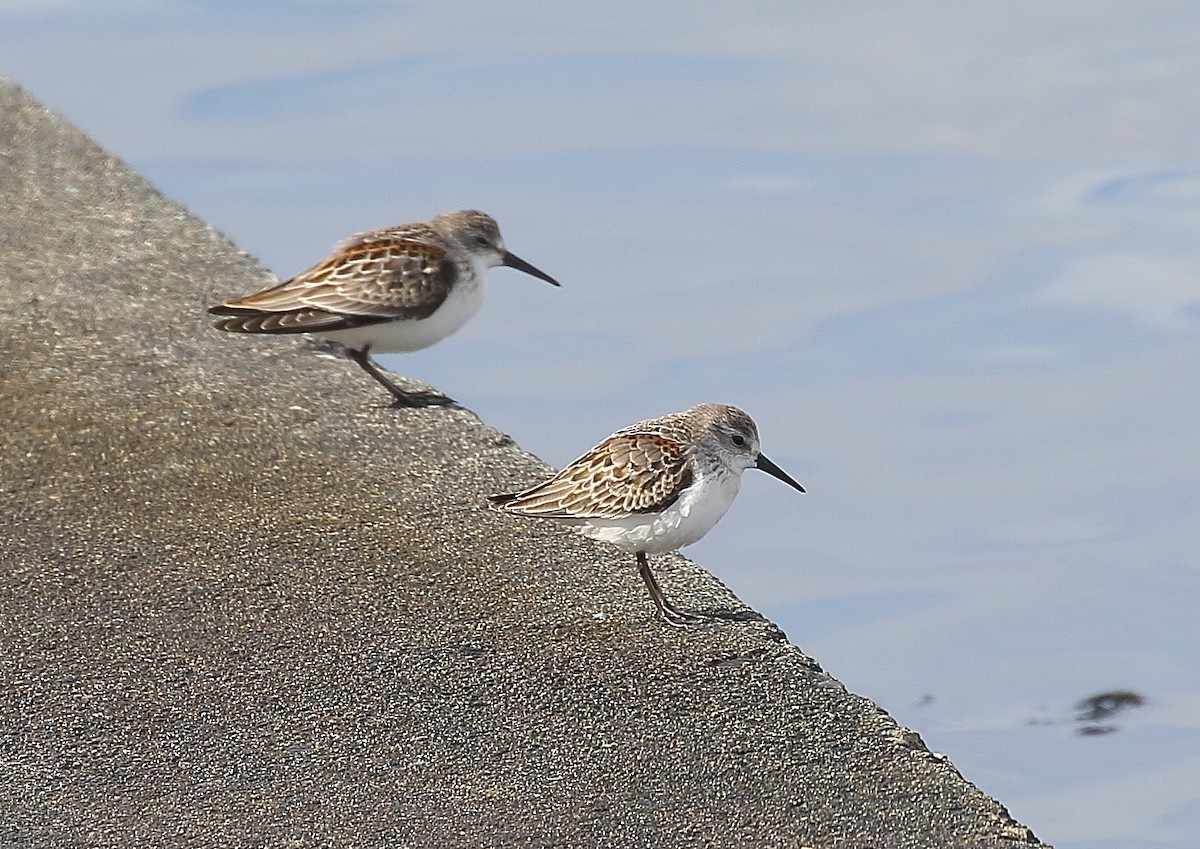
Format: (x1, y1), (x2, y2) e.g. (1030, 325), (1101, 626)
(386, 389), (457, 409)
(658, 606), (710, 629)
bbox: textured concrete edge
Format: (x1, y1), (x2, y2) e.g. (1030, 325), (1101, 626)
(0, 76), (1050, 848)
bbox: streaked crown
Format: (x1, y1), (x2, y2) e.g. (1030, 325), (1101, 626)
(430, 209), (506, 258)
(684, 403), (761, 472)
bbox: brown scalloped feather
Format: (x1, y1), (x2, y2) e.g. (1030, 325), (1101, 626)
(208, 228), (457, 332)
(489, 431), (694, 520)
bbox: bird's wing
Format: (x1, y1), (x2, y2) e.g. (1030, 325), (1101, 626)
(208, 231), (456, 332)
(489, 431), (693, 519)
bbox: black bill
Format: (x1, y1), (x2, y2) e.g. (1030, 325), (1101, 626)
(503, 251), (560, 286)
(755, 453), (805, 493)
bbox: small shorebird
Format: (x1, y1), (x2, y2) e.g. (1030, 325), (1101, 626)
(209, 209), (559, 406)
(488, 403), (805, 627)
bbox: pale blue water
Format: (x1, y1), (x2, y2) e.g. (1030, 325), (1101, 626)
(5, 4), (1200, 846)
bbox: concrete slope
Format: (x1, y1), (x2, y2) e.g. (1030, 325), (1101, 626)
(0, 78), (1047, 849)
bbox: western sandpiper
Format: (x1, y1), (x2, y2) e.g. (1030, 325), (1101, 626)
(489, 403), (805, 627)
(208, 209), (559, 406)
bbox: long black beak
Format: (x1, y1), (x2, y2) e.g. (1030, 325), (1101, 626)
(502, 251), (560, 286)
(755, 453), (805, 493)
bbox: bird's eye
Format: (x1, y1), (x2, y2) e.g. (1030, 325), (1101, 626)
(473, 234), (490, 247)
(731, 434), (746, 447)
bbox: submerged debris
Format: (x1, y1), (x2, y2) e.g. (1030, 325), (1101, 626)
(1073, 689), (1145, 735)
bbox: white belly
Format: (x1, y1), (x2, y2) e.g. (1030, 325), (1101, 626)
(319, 276), (485, 353)
(576, 467), (742, 554)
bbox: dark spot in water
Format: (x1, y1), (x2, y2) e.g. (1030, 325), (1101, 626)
(1074, 689), (1145, 736)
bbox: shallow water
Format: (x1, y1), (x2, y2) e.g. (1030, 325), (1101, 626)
(5, 3), (1199, 846)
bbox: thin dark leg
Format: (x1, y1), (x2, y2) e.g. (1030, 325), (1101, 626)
(346, 346), (452, 408)
(636, 552), (704, 627)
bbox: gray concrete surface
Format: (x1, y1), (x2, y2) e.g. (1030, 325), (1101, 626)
(0, 78), (1048, 848)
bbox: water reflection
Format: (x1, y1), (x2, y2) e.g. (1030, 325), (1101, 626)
(1073, 690), (1146, 736)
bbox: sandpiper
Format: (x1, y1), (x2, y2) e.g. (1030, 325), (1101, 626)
(208, 209), (559, 406)
(488, 403), (805, 627)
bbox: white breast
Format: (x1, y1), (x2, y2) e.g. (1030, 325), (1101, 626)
(320, 274), (486, 353)
(576, 466), (742, 555)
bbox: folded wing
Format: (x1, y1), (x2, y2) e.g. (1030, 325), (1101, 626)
(489, 431), (694, 519)
(209, 230), (456, 333)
